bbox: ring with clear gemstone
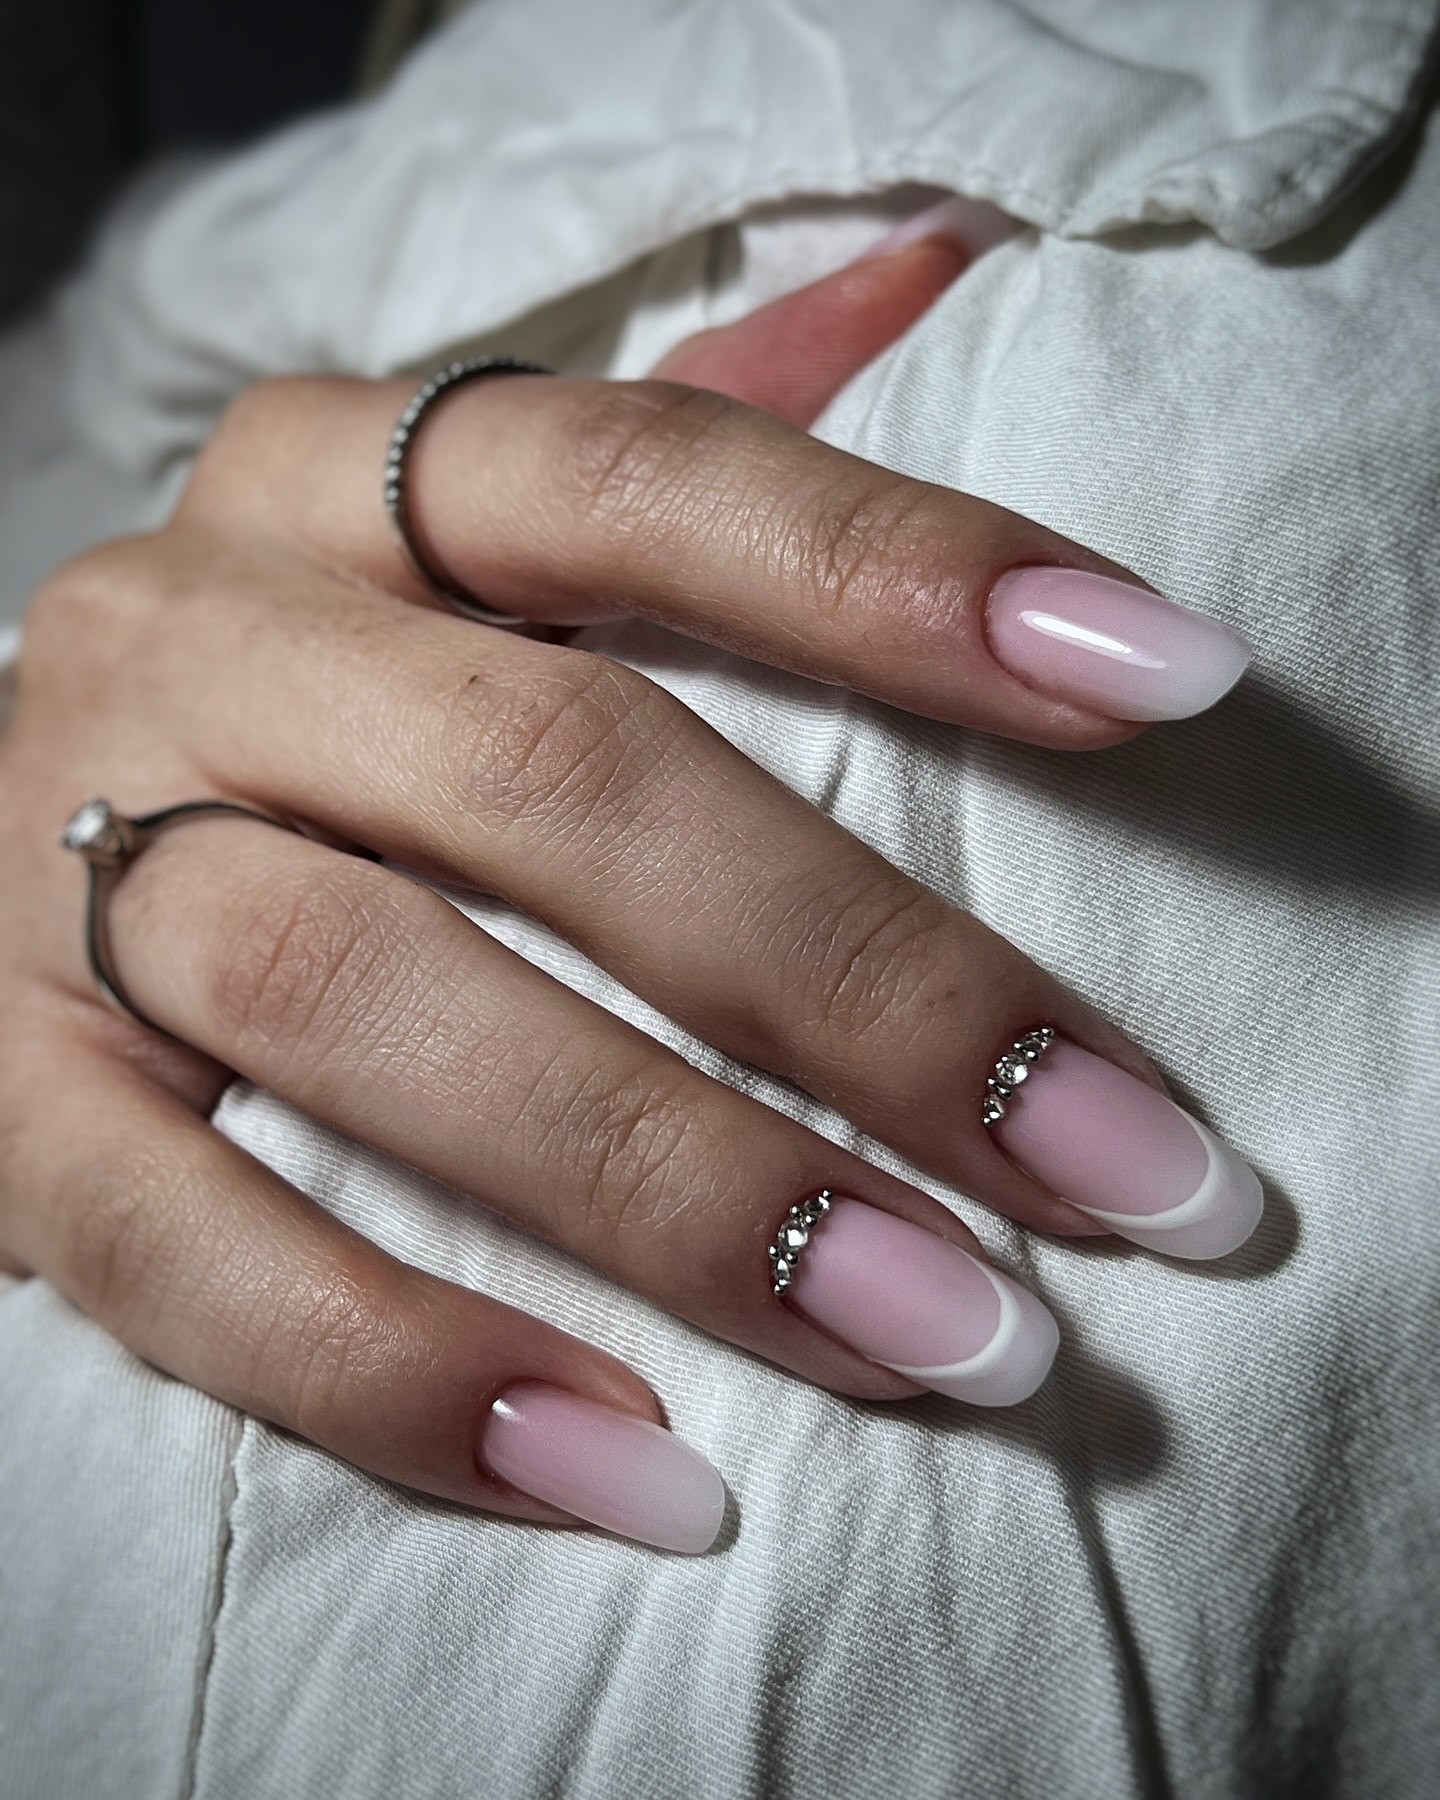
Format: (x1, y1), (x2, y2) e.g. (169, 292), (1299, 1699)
(981, 1026), (1056, 1127)
(769, 1189), (834, 1294)
(58, 796), (302, 1037)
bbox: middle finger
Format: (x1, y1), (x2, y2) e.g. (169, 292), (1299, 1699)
(134, 541), (1259, 1254)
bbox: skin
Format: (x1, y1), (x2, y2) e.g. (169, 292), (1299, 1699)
(0, 234), (1170, 1531)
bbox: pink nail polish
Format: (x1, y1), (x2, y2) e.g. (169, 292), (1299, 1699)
(479, 1382), (725, 1554)
(988, 567), (1252, 721)
(785, 1197), (1058, 1406)
(857, 194), (1022, 261)
(993, 1040), (1264, 1259)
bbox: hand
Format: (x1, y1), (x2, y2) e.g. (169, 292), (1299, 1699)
(0, 215), (1260, 1553)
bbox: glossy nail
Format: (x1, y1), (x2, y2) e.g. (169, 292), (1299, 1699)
(785, 1196), (1058, 1406)
(988, 567), (1252, 721)
(858, 193), (1022, 260)
(479, 1382), (726, 1554)
(993, 1039), (1263, 1258)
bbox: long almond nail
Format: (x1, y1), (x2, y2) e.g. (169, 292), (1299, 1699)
(988, 567), (1252, 721)
(479, 1382), (726, 1554)
(783, 1196), (1058, 1406)
(992, 1039), (1263, 1258)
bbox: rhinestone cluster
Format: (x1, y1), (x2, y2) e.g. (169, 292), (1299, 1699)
(769, 1189), (834, 1295)
(981, 1025), (1056, 1127)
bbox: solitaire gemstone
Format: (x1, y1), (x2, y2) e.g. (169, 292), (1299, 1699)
(997, 1054), (1030, 1087)
(782, 1223), (809, 1253)
(61, 798), (114, 852)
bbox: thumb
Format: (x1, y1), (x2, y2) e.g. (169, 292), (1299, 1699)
(650, 198), (1011, 429)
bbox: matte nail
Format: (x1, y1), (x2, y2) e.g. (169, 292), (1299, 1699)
(479, 1382), (726, 1554)
(993, 1039), (1264, 1258)
(988, 567), (1252, 721)
(785, 1196), (1058, 1406)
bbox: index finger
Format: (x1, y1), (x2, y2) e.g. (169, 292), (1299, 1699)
(182, 367), (1251, 750)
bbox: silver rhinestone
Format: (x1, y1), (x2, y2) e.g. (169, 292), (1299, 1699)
(773, 1258), (793, 1290)
(982, 1094), (1006, 1125)
(997, 1053), (1030, 1086)
(988, 1075), (1014, 1099)
(782, 1223), (809, 1253)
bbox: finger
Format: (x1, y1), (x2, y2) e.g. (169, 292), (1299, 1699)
(649, 228), (970, 428)
(103, 819), (1064, 1409)
(97, 550), (1129, 1240)
(1, 1030), (727, 1553)
(405, 375), (1249, 741)
(178, 374), (1250, 754)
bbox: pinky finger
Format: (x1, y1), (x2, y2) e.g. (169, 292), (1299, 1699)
(2, 1039), (726, 1554)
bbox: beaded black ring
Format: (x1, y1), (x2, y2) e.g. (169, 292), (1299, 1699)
(383, 355), (555, 625)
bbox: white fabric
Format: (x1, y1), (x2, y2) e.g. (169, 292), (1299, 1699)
(2, 2), (1439, 1795)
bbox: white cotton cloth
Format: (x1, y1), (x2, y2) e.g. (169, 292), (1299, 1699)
(2, 3), (1439, 1796)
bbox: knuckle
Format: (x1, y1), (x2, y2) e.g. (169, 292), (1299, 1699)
(801, 877), (955, 1044)
(60, 1146), (186, 1335)
(200, 375), (332, 466)
(180, 374), (348, 523)
(25, 535), (170, 664)
(276, 1269), (416, 1443)
(552, 1060), (704, 1244)
(440, 647), (675, 834)
(553, 378), (746, 539)
(798, 475), (938, 622)
(209, 868), (397, 1056)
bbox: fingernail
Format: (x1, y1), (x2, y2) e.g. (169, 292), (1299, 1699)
(856, 194), (1019, 262)
(479, 1382), (726, 1554)
(783, 1196), (1058, 1406)
(988, 567), (1252, 721)
(992, 1039), (1264, 1259)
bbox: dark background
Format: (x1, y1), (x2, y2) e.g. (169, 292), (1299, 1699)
(0, 0), (377, 322)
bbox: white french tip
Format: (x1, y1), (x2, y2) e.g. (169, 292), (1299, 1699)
(884, 1262), (1060, 1407)
(1078, 1116), (1265, 1260)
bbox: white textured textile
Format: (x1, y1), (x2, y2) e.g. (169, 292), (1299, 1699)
(2, 3), (1439, 1796)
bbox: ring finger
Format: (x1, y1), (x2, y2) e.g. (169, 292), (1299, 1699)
(103, 817), (1063, 1408)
